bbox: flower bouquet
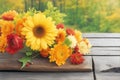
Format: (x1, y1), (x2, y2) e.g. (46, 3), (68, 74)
(0, 2), (91, 70)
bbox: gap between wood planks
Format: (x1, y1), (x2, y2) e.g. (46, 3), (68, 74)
(92, 56), (96, 80)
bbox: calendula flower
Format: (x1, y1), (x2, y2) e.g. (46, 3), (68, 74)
(70, 52), (84, 64)
(22, 13), (57, 50)
(66, 28), (75, 35)
(40, 48), (50, 58)
(6, 33), (23, 55)
(1, 21), (14, 36)
(2, 10), (18, 21)
(0, 35), (7, 53)
(56, 23), (64, 29)
(67, 35), (77, 48)
(74, 30), (82, 43)
(49, 43), (72, 66)
(78, 39), (92, 54)
(56, 29), (66, 43)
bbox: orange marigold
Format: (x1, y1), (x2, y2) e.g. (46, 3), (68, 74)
(40, 48), (50, 58)
(1, 21), (14, 36)
(56, 29), (66, 43)
(49, 43), (72, 66)
(2, 10), (18, 21)
(0, 35), (7, 53)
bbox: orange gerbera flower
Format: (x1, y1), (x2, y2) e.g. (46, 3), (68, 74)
(1, 21), (14, 36)
(56, 29), (66, 43)
(15, 18), (26, 37)
(1, 10), (18, 21)
(0, 27), (1, 36)
(0, 35), (7, 53)
(49, 43), (72, 66)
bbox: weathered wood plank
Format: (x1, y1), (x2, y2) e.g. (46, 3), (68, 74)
(93, 56), (120, 72)
(0, 72), (94, 80)
(93, 56), (120, 80)
(89, 39), (120, 47)
(0, 52), (92, 71)
(90, 47), (120, 55)
(95, 72), (120, 80)
(83, 33), (120, 38)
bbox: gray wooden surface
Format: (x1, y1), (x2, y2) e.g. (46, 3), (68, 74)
(0, 33), (120, 80)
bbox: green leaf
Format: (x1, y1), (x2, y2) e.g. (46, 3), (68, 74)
(26, 51), (32, 56)
(63, 38), (72, 46)
(19, 56), (32, 69)
(44, 1), (66, 24)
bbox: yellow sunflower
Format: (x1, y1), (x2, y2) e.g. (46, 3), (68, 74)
(22, 13), (57, 50)
(49, 43), (72, 66)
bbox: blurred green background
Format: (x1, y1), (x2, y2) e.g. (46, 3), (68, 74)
(0, 0), (120, 32)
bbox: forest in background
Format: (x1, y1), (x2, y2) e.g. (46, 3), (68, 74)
(0, 0), (120, 32)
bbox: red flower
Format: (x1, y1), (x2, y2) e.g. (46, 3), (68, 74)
(74, 45), (79, 53)
(6, 33), (23, 55)
(70, 52), (84, 64)
(56, 23), (64, 29)
(66, 28), (75, 35)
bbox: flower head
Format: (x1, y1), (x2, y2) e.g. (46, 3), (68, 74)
(56, 29), (66, 43)
(49, 43), (72, 66)
(56, 23), (64, 29)
(22, 13), (58, 50)
(66, 28), (75, 35)
(0, 35), (7, 53)
(40, 48), (50, 58)
(6, 33), (23, 54)
(67, 35), (77, 48)
(78, 39), (92, 54)
(0, 21), (14, 36)
(2, 10), (18, 21)
(70, 52), (84, 64)
(15, 18), (27, 38)
(74, 30), (82, 43)
(0, 27), (1, 36)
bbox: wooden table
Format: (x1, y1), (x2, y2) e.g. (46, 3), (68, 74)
(0, 33), (120, 80)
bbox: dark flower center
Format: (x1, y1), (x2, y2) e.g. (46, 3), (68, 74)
(33, 26), (45, 38)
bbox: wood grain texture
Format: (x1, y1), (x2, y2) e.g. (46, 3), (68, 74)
(89, 39), (120, 47)
(83, 33), (120, 38)
(95, 72), (120, 80)
(0, 72), (94, 80)
(0, 52), (92, 71)
(93, 56), (120, 80)
(93, 56), (120, 72)
(90, 47), (120, 55)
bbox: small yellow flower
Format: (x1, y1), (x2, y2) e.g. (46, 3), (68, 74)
(49, 43), (72, 66)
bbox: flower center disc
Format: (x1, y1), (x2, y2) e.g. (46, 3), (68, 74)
(33, 26), (45, 38)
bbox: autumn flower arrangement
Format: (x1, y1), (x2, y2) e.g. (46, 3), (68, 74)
(0, 2), (91, 68)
